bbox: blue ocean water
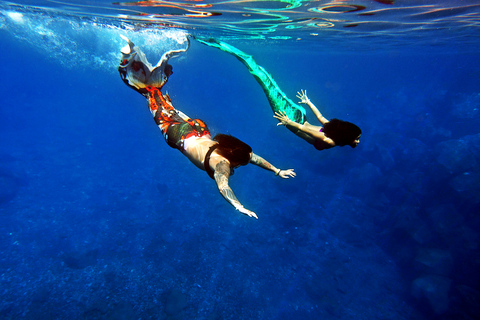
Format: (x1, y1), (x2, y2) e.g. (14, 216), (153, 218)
(1, 1), (480, 319)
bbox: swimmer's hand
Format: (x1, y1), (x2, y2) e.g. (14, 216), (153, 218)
(273, 111), (291, 126)
(236, 206), (258, 219)
(278, 169), (296, 179)
(296, 89), (311, 105)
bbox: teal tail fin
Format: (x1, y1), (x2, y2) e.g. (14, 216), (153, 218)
(195, 37), (306, 124)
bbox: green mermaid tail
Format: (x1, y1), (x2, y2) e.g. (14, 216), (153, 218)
(195, 37), (306, 124)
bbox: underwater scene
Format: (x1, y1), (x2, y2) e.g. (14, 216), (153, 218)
(1, 0), (480, 319)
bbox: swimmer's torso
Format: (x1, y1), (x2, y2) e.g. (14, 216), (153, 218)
(183, 136), (224, 172)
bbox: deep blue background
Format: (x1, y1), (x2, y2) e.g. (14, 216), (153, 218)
(1, 28), (480, 319)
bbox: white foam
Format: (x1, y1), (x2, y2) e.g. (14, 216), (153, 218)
(7, 11), (24, 24)
(0, 8), (190, 71)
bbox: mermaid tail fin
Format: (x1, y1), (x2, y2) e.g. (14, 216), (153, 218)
(155, 37), (190, 70)
(194, 37), (306, 124)
(119, 35), (189, 93)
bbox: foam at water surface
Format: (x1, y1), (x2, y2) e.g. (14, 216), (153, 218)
(1, 6), (189, 69)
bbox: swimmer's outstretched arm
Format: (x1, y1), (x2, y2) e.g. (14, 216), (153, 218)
(297, 90), (329, 125)
(274, 111), (335, 146)
(214, 160), (258, 219)
(250, 153), (296, 179)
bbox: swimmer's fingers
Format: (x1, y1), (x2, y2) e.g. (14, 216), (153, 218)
(296, 89), (303, 97)
(297, 89), (310, 104)
(273, 111), (290, 125)
(279, 169), (296, 179)
(273, 111), (284, 118)
(273, 112), (286, 125)
(249, 211), (258, 219)
(238, 207), (258, 219)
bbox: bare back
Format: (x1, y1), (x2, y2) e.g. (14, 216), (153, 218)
(183, 136), (227, 172)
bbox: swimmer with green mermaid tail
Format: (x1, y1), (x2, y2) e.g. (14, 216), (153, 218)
(194, 37), (362, 151)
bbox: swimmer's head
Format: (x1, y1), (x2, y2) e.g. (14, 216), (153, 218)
(323, 119), (362, 148)
(213, 134), (252, 168)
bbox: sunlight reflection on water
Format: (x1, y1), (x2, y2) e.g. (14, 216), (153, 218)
(1, 0), (479, 51)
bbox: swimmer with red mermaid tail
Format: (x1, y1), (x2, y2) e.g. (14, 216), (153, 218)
(118, 36), (296, 219)
(194, 37), (362, 151)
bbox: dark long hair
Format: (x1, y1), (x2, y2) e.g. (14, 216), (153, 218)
(323, 119), (362, 147)
(213, 134), (252, 167)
